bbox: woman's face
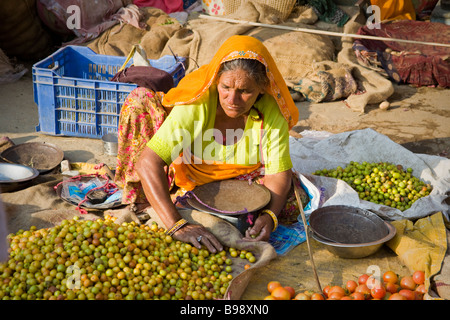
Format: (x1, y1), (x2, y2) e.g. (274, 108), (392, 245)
(217, 68), (265, 119)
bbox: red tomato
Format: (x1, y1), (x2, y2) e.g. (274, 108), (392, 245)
(398, 289), (416, 300)
(350, 292), (365, 300)
(310, 293), (325, 300)
(271, 287), (291, 300)
(389, 293), (407, 300)
(358, 274), (369, 285)
(414, 292), (424, 300)
(355, 284), (371, 299)
(267, 281), (281, 293)
(294, 293), (310, 300)
(382, 271), (398, 284)
(385, 282), (400, 294)
(328, 291), (345, 300)
(366, 276), (381, 290)
(415, 284), (427, 295)
(346, 280), (358, 293)
(400, 276), (416, 290)
(284, 286), (296, 299)
(328, 285), (346, 297)
(371, 285), (387, 300)
(322, 285), (330, 298)
(412, 271), (425, 285)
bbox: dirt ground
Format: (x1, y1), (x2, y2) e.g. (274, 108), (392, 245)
(1, 63), (449, 169)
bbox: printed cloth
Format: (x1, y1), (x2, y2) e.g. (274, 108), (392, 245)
(353, 20), (450, 87)
(202, 0), (225, 15)
(115, 88), (169, 204)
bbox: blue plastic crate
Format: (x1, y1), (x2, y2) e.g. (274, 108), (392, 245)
(32, 45), (186, 139)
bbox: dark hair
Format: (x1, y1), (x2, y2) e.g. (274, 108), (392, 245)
(217, 59), (269, 90)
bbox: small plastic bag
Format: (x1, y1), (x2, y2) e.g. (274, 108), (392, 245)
(297, 171), (323, 216)
(60, 177), (104, 203)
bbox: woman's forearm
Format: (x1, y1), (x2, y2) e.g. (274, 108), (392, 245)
(136, 147), (182, 229)
(263, 169), (292, 215)
(136, 147), (224, 252)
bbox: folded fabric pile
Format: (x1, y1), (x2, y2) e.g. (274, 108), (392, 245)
(353, 20), (450, 88)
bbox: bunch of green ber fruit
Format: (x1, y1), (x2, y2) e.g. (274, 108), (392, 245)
(313, 161), (432, 211)
(0, 216), (255, 300)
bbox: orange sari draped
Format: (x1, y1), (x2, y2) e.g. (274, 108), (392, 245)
(172, 157), (261, 192)
(162, 35), (299, 130)
(162, 35), (298, 190)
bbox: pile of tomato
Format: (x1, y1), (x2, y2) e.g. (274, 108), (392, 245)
(263, 270), (426, 300)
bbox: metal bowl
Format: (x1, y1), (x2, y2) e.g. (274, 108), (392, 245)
(0, 162), (40, 193)
(311, 222), (396, 258)
(187, 179), (271, 234)
(309, 205), (397, 258)
(1, 142), (64, 173)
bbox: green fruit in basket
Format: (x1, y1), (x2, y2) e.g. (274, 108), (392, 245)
(313, 161), (432, 211)
(0, 217), (249, 300)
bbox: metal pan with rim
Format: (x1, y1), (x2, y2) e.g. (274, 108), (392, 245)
(308, 205), (396, 258)
(0, 162), (40, 193)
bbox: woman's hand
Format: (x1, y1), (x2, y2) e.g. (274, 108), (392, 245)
(137, 147), (223, 253)
(172, 224), (224, 253)
(244, 212), (274, 241)
(243, 169), (292, 242)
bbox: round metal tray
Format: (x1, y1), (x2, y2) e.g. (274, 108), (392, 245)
(1, 142), (64, 173)
(309, 205), (389, 244)
(187, 179), (271, 216)
(311, 222), (397, 259)
(0, 162), (39, 193)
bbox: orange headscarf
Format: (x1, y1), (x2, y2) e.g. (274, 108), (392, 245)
(162, 35), (299, 129)
(163, 35), (298, 191)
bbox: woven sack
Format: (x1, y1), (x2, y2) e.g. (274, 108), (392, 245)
(0, 0), (53, 60)
(223, 0), (296, 20)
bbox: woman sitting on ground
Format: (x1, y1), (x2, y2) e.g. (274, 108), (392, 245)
(115, 35), (300, 253)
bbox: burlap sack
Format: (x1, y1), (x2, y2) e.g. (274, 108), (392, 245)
(223, 0), (297, 21)
(0, 0), (53, 61)
(1, 175), (98, 233)
(336, 14), (394, 112)
(86, 2), (392, 113)
(87, 7), (183, 59)
(288, 5), (319, 24)
(162, 1), (334, 75)
(245, 26), (335, 82)
(160, 14), (254, 72)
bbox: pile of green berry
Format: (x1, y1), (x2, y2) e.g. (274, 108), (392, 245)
(313, 161), (432, 211)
